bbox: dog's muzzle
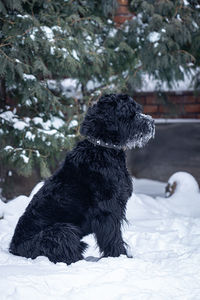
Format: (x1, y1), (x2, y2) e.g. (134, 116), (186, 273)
(126, 113), (155, 149)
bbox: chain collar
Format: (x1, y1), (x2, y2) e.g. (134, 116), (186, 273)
(85, 136), (124, 150)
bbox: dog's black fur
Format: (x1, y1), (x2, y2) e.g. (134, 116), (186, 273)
(9, 94), (155, 264)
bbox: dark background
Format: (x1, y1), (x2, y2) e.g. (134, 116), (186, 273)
(127, 122), (200, 184)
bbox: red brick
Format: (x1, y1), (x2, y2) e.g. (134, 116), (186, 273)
(115, 5), (131, 15)
(114, 15), (133, 24)
(168, 95), (195, 104)
(180, 113), (194, 118)
(184, 95), (197, 103)
(192, 113), (200, 118)
(167, 95), (183, 104)
(151, 114), (162, 119)
(179, 114), (191, 118)
(145, 95), (158, 105)
(195, 95), (200, 103)
(134, 96), (146, 105)
(117, 0), (129, 5)
(143, 105), (158, 113)
(189, 95), (198, 103)
(184, 104), (200, 113)
(134, 91), (200, 118)
(158, 105), (170, 113)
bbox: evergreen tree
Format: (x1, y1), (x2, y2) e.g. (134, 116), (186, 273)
(0, 0), (136, 187)
(1, 0), (199, 198)
(124, 0), (200, 91)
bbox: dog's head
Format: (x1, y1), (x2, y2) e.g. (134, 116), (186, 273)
(80, 94), (155, 149)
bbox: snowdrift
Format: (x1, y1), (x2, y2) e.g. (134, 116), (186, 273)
(0, 172), (200, 300)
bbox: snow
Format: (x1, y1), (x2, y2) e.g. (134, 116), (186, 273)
(68, 120), (78, 129)
(0, 109), (29, 131)
(38, 129), (58, 136)
(163, 172), (200, 217)
(30, 28), (38, 41)
(51, 117), (65, 129)
(15, 59), (22, 64)
(148, 32), (161, 43)
(133, 178), (166, 197)
(23, 74), (36, 81)
(51, 26), (66, 34)
(32, 116), (65, 130)
(126, 113), (155, 149)
(0, 109), (67, 145)
(20, 153), (29, 164)
(155, 118), (200, 124)
(40, 26), (54, 42)
(137, 71), (197, 92)
(192, 21), (199, 29)
(71, 50), (79, 61)
(168, 172), (199, 194)
(0, 111), (16, 122)
(108, 28), (117, 38)
(1, 172), (200, 299)
(60, 78), (82, 98)
(86, 79), (102, 91)
(29, 26), (54, 42)
(13, 120), (28, 130)
(4, 145), (13, 151)
(183, 0), (189, 5)
(33, 117), (49, 128)
(16, 14), (31, 19)
(25, 99), (32, 106)
(49, 67), (197, 96)
(25, 131), (36, 141)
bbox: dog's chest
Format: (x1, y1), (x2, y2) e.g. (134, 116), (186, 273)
(112, 161), (133, 199)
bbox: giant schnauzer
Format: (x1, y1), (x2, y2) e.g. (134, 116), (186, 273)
(10, 94), (155, 264)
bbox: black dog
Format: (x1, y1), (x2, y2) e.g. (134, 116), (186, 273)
(9, 94), (155, 264)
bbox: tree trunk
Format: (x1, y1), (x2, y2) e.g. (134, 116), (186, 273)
(0, 78), (6, 109)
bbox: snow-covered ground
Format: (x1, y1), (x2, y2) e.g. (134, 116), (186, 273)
(0, 173), (200, 300)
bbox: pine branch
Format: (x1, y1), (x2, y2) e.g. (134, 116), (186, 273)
(174, 50), (196, 63)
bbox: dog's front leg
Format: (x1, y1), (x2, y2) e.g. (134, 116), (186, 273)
(92, 213), (127, 258)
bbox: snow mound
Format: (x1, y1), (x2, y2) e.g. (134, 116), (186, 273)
(160, 172), (200, 218)
(1, 175), (200, 299)
(168, 171), (199, 194)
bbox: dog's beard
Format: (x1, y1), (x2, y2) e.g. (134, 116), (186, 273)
(126, 113), (155, 149)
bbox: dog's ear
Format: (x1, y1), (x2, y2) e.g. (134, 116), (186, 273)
(97, 94), (118, 113)
(80, 100), (120, 143)
(115, 97), (142, 119)
(98, 94), (117, 104)
(116, 101), (134, 118)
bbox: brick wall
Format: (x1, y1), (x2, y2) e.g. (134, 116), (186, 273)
(133, 91), (200, 119)
(114, 1), (200, 119)
(114, 0), (134, 25)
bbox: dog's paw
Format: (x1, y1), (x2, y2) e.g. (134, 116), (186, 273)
(85, 256), (100, 262)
